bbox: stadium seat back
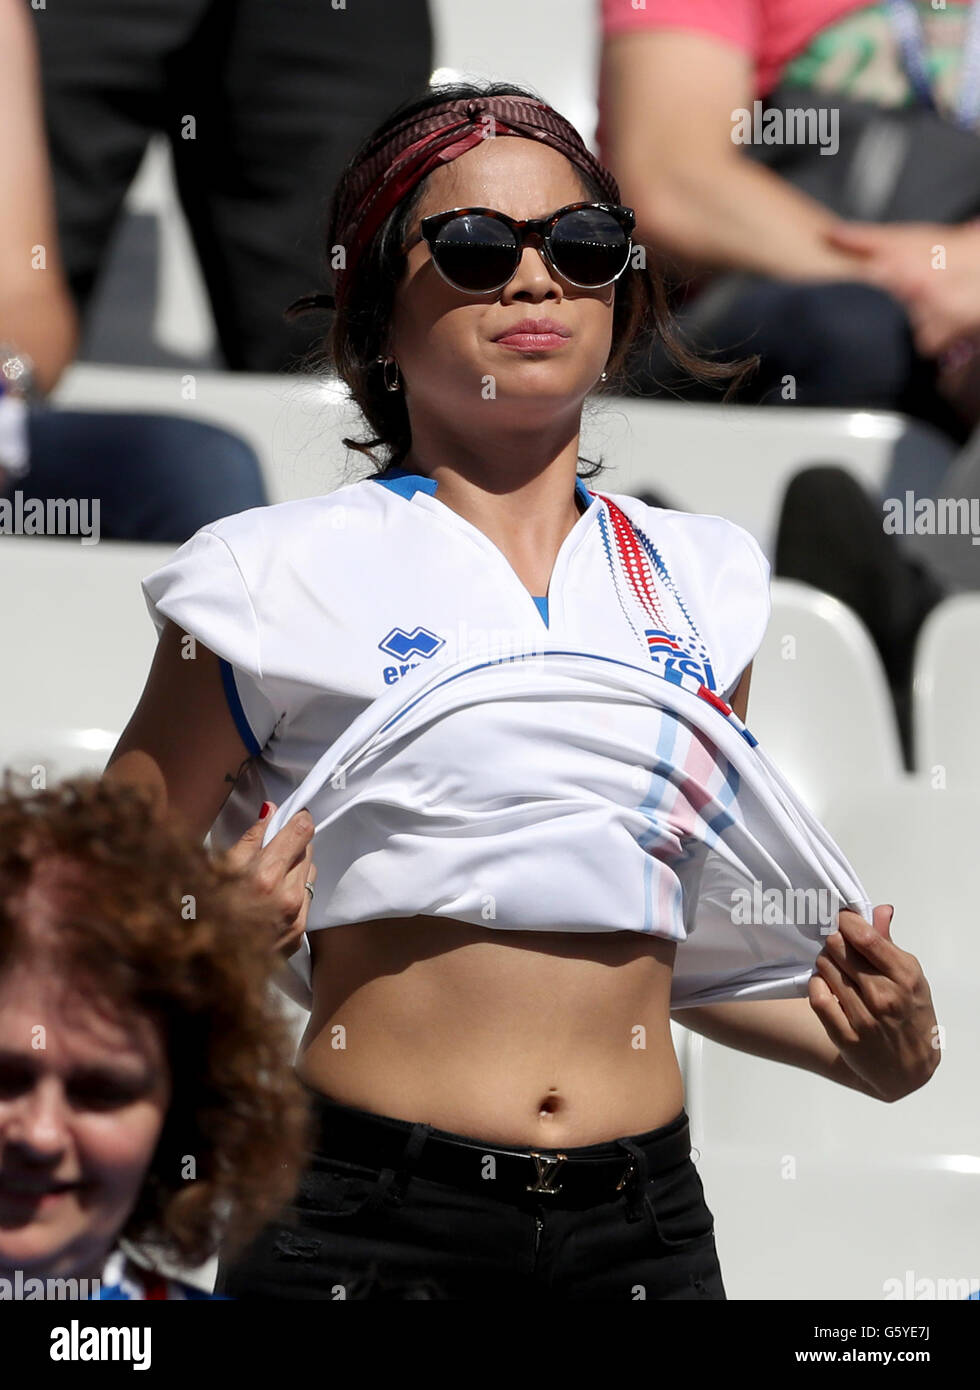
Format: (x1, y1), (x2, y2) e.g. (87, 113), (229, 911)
(912, 594), (980, 792)
(746, 578), (905, 817)
(0, 539), (173, 773)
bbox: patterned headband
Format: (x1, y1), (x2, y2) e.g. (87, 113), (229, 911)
(287, 93), (622, 316)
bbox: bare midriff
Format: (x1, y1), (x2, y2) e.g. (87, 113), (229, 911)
(295, 917), (684, 1148)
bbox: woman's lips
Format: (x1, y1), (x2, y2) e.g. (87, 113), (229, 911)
(493, 332), (571, 351)
(0, 1179), (81, 1209)
(492, 319), (571, 352)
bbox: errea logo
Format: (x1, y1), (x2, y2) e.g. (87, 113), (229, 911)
(379, 625), (445, 685)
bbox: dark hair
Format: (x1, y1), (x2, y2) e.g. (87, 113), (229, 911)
(0, 773), (311, 1269)
(289, 78), (755, 481)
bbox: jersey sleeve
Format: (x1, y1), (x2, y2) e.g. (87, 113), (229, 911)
(716, 519), (772, 701)
(140, 527), (283, 755)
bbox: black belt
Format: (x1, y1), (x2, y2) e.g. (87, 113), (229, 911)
(305, 1089), (694, 1208)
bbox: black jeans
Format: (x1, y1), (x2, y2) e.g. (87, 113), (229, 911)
(217, 1087), (726, 1301)
(32, 0), (433, 372)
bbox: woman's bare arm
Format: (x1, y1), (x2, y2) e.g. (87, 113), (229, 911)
(104, 617), (317, 955)
(673, 995), (874, 1096)
(0, 0), (79, 393)
(600, 30), (866, 281)
(103, 619), (256, 841)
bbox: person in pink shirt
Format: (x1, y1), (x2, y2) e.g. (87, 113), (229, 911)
(598, 0), (980, 443)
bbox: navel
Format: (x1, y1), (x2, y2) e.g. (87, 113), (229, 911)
(537, 1088), (562, 1118)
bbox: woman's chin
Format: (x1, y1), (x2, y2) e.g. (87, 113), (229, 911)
(480, 363), (598, 405)
(0, 1229), (108, 1283)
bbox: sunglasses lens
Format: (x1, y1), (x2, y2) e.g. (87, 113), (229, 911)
(549, 208), (631, 286)
(431, 215), (519, 292)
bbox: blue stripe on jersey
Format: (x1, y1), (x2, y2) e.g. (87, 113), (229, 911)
(372, 465), (593, 514)
(218, 657), (262, 757)
(532, 595), (549, 627)
(372, 466), (438, 499)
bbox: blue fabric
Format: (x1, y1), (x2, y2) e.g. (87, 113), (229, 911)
(373, 465), (593, 514)
(218, 657), (262, 756)
(9, 409), (269, 543)
(372, 465), (438, 499)
(532, 595), (549, 626)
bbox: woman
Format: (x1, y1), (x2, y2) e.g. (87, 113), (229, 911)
(106, 81), (940, 1301)
(0, 774), (308, 1299)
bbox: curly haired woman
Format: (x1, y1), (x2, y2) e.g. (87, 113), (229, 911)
(0, 774), (309, 1299)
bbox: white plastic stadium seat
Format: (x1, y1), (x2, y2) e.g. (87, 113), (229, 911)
(700, 1141), (980, 1300)
(53, 364), (913, 556)
(745, 578), (905, 818)
(0, 538), (173, 779)
(51, 365), (363, 507)
(912, 594), (980, 792)
(682, 961), (978, 1298)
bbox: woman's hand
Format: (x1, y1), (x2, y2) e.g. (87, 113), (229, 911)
(825, 220), (980, 356)
(218, 803), (317, 959)
(808, 904), (941, 1102)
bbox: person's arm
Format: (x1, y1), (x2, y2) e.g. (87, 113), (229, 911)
(675, 995), (877, 1096)
(600, 30), (868, 281)
(0, 0), (79, 395)
(104, 619), (316, 957)
(104, 619), (256, 841)
(674, 915), (941, 1104)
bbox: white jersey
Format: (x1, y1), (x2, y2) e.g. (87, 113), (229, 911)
(142, 467), (772, 857)
(138, 465), (862, 1009)
(254, 644), (872, 1010)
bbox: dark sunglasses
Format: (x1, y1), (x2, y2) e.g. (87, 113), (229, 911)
(403, 202), (636, 295)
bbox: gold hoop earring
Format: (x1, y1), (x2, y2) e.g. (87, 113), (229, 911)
(378, 356), (401, 392)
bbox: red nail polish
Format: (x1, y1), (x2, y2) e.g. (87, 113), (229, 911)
(259, 801), (271, 820)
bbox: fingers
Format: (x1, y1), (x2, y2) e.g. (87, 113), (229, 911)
(824, 221), (880, 253)
(276, 847), (317, 958)
(871, 903), (895, 939)
(284, 836), (316, 925)
(817, 909), (923, 1027)
(257, 807), (315, 880)
(218, 801), (277, 874)
(835, 909), (904, 974)
(808, 972), (861, 1048)
(812, 943), (876, 1035)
